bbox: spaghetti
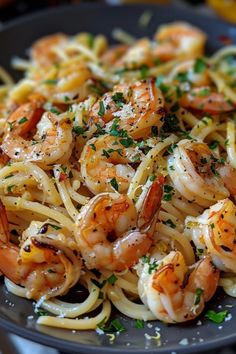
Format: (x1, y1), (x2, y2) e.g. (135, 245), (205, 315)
(0, 21), (236, 329)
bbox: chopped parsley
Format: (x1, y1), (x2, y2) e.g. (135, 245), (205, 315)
(163, 184), (174, 201)
(194, 58), (207, 74)
(43, 79), (58, 85)
(18, 117), (28, 124)
(149, 174), (156, 182)
(205, 310), (228, 324)
(175, 71), (189, 82)
(89, 143), (96, 151)
(224, 139), (229, 147)
(112, 92), (126, 107)
(97, 318), (126, 333)
(35, 308), (48, 316)
(119, 137), (134, 147)
(198, 88), (210, 97)
(98, 101), (105, 117)
(140, 64), (149, 79)
(162, 219), (176, 229)
(72, 126), (86, 136)
(194, 288), (203, 306)
(167, 143), (178, 154)
(7, 184), (15, 193)
(110, 177), (119, 191)
(102, 149), (110, 158)
(196, 248), (204, 257)
(134, 319), (145, 329)
(141, 255), (159, 274)
(107, 274), (118, 285)
(91, 278), (107, 289)
(7, 121), (14, 131)
(95, 123), (106, 135)
(4, 174), (13, 179)
(109, 119), (134, 147)
(155, 75), (170, 94)
(50, 107), (60, 115)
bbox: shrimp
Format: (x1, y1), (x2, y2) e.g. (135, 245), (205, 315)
(5, 98), (45, 137)
(112, 22), (206, 68)
(75, 177), (164, 271)
(31, 33), (68, 67)
(0, 148), (9, 168)
(179, 87), (235, 114)
(1, 110), (73, 168)
(0, 200), (81, 299)
(89, 78), (165, 139)
(101, 44), (128, 66)
(168, 139), (229, 207)
(154, 22), (207, 61)
(80, 134), (143, 195)
(186, 198), (236, 273)
(138, 251), (219, 323)
(118, 39), (155, 69)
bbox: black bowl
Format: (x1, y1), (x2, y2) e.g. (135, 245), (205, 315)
(0, 3), (236, 354)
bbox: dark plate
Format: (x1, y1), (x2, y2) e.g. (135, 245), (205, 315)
(1, 3), (236, 354)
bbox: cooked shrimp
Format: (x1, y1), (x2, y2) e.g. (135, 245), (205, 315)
(31, 33), (68, 67)
(186, 198), (236, 273)
(179, 87), (235, 114)
(5, 99), (45, 137)
(119, 38), (155, 69)
(168, 139), (229, 207)
(89, 78), (165, 139)
(155, 22), (207, 61)
(80, 134), (143, 195)
(101, 44), (128, 66)
(138, 251), (219, 323)
(0, 200), (81, 299)
(218, 164), (236, 196)
(75, 177), (163, 271)
(0, 148), (9, 168)
(1, 111), (73, 168)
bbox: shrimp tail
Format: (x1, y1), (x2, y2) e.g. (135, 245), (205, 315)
(138, 175), (164, 232)
(152, 263), (175, 293)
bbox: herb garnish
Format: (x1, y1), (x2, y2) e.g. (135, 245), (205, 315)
(205, 310), (228, 324)
(134, 319), (145, 329)
(98, 101), (105, 117)
(110, 177), (119, 191)
(18, 117), (28, 124)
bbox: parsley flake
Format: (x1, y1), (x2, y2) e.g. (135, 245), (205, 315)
(107, 274), (118, 285)
(134, 319), (144, 329)
(98, 101), (105, 117)
(205, 310), (228, 324)
(18, 117), (28, 124)
(110, 177), (119, 191)
(194, 58), (207, 74)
